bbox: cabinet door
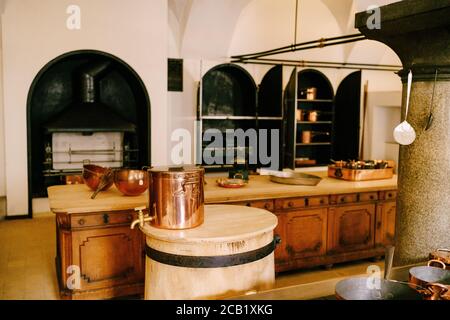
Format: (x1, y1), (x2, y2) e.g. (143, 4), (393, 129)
(327, 204), (375, 254)
(71, 226), (145, 291)
(375, 201), (396, 246)
(283, 208), (328, 260)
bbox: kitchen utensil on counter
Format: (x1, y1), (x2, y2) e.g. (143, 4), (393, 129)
(90, 168), (114, 199)
(114, 169), (149, 196)
(394, 70), (416, 145)
(429, 249), (450, 267)
(335, 246), (423, 300)
(82, 164), (114, 196)
(147, 166), (204, 230)
(216, 177), (246, 188)
(269, 171), (322, 186)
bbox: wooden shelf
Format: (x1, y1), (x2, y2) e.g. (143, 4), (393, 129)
(298, 99), (334, 103)
(258, 116), (283, 120)
(297, 121), (332, 124)
(202, 116), (257, 120)
(296, 142), (332, 146)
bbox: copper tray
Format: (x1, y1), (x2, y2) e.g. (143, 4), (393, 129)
(328, 165), (394, 181)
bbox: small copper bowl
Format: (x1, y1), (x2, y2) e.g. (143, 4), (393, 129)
(114, 169), (149, 196)
(82, 164), (114, 191)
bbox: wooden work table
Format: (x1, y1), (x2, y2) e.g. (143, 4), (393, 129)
(48, 172), (397, 213)
(48, 172), (397, 300)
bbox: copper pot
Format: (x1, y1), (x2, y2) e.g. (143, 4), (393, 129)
(114, 169), (149, 196)
(409, 260), (450, 300)
(147, 166), (204, 230)
(82, 164), (114, 191)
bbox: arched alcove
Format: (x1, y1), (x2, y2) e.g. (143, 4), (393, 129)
(200, 63), (257, 168)
(27, 50), (151, 208)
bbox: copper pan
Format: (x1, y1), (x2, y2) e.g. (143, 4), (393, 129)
(409, 260), (450, 300)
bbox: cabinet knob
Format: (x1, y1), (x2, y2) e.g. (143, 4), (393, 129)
(370, 195), (374, 200)
(341, 198), (345, 202)
(246, 202), (251, 207)
(288, 201), (294, 207)
(388, 193), (392, 198)
(103, 214), (110, 224)
(78, 218), (85, 226)
(264, 203), (271, 210)
(319, 199), (324, 204)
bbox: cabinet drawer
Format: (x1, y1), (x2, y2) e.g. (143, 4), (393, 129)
(384, 191), (397, 200)
(71, 211), (136, 228)
(235, 200), (274, 211)
(306, 196), (328, 207)
(275, 198), (306, 210)
(333, 194), (358, 205)
(359, 192), (378, 202)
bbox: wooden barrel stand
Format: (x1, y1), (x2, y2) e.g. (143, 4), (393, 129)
(140, 205), (278, 300)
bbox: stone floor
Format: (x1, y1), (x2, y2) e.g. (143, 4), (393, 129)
(0, 213), (383, 300)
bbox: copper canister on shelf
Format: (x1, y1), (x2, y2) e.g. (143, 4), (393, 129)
(302, 131), (311, 144)
(308, 111), (318, 122)
(296, 109), (303, 121)
(306, 87), (317, 100)
(148, 166), (205, 230)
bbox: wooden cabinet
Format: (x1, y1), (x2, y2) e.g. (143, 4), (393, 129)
(245, 190), (396, 273)
(56, 211), (145, 300)
(327, 204), (376, 254)
(273, 208), (327, 268)
(375, 201), (396, 246)
(284, 208), (328, 260)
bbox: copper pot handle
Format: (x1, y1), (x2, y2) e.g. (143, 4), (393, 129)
(425, 283), (450, 300)
(233, 173), (244, 180)
(428, 259), (446, 269)
(436, 248), (450, 253)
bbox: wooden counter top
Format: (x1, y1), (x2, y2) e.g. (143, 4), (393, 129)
(47, 184), (148, 214)
(48, 172), (397, 214)
(204, 171), (397, 203)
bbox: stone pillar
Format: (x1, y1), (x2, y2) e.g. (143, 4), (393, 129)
(356, 0), (450, 266)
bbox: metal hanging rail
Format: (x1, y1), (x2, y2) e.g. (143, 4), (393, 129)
(230, 58), (401, 72)
(231, 33), (366, 60)
(230, 32), (401, 72)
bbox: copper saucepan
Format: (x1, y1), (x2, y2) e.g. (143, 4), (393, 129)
(409, 260), (450, 300)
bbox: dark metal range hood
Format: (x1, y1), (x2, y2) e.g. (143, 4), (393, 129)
(44, 60), (136, 134)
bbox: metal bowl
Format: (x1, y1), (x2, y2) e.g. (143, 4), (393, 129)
(335, 277), (423, 300)
(114, 169), (149, 196)
(82, 164), (114, 191)
(269, 171), (322, 186)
